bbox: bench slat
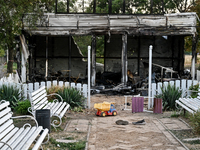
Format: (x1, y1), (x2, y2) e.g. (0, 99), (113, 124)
(1, 128), (24, 150)
(176, 100), (194, 113)
(0, 101), (10, 111)
(31, 86), (46, 97)
(0, 127), (19, 149)
(32, 128), (49, 150)
(9, 127), (31, 149)
(21, 126), (43, 150)
(56, 102), (67, 115)
(33, 97), (48, 107)
(52, 103), (63, 114)
(60, 104), (70, 118)
(0, 124), (15, 140)
(0, 120), (13, 134)
(15, 127), (38, 150)
(0, 113), (12, 126)
(180, 98), (200, 111)
(34, 101), (48, 110)
(0, 107), (11, 118)
(31, 90), (47, 102)
(32, 93), (47, 105)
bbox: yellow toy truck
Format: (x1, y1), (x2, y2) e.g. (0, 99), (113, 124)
(94, 102), (117, 117)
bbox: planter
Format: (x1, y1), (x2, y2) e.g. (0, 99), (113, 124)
(153, 98), (162, 114)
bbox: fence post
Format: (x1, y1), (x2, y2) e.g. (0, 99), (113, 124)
(47, 81), (51, 89)
(59, 81), (64, 87)
(41, 81), (46, 87)
(53, 80), (57, 86)
(34, 82), (40, 90)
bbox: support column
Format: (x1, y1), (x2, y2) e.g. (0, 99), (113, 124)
(45, 36), (48, 80)
(191, 35), (197, 80)
(68, 36), (72, 82)
(91, 35), (96, 87)
(122, 33), (128, 85)
(21, 50), (26, 82)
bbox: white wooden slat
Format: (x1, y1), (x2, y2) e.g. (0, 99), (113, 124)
(15, 127), (37, 150)
(31, 86), (46, 96)
(33, 97), (48, 107)
(0, 120), (13, 133)
(51, 102), (59, 113)
(55, 102), (66, 115)
(32, 93), (47, 105)
(157, 82), (162, 94)
(28, 83), (34, 93)
(169, 81), (174, 87)
(163, 82), (168, 89)
(71, 82), (75, 88)
(34, 82), (40, 91)
(0, 124), (15, 139)
(193, 80), (198, 86)
(21, 126), (43, 150)
(181, 79), (187, 94)
(52, 103), (63, 114)
(9, 127), (31, 149)
(77, 83), (81, 91)
(23, 84), (28, 99)
(1, 128), (24, 150)
(0, 102), (10, 112)
(59, 81), (63, 87)
(175, 80), (180, 89)
(175, 100), (194, 114)
(0, 127), (19, 149)
(83, 84), (87, 98)
(60, 104), (70, 118)
(0, 113), (12, 126)
(40, 82), (46, 87)
(187, 80), (192, 89)
(152, 83), (157, 98)
(53, 80), (57, 86)
(34, 101), (48, 110)
(47, 81), (51, 89)
(32, 128), (49, 150)
(65, 82), (70, 87)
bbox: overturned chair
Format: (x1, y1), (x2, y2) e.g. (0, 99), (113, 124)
(28, 86), (70, 129)
(0, 100), (49, 150)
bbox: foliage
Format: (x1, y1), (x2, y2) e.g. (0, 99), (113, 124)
(14, 100), (31, 115)
(56, 87), (86, 108)
(189, 84), (199, 98)
(49, 138), (86, 150)
(0, 0), (54, 73)
(189, 110), (200, 134)
(155, 84), (182, 111)
(170, 111), (180, 118)
(72, 106), (83, 112)
(0, 84), (25, 109)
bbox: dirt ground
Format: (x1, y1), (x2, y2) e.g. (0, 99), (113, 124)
(40, 94), (200, 150)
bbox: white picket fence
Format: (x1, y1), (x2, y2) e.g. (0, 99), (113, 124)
(0, 79), (88, 105)
(149, 79), (198, 108)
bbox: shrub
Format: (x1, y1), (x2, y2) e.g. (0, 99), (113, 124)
(0, 84), (25, 109)
(188, 83), (199, 98)
(14, 100), (31, 115)
(47, 86), (62, 101)
(189, 110), (200, 134)
(56, 87), (86, 108)
(155, 84), (182, 111)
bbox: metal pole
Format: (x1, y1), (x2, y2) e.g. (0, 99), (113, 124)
(148, 45), (153, 109)
(88, 46), (91, 109)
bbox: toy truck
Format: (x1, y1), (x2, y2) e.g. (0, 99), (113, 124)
(94, 102), (117, 117)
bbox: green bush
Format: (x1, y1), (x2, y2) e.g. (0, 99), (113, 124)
(0, 84), (25, 109)
(56, 87), (86, 108)
(155, 84), (182, 111)
(189, 110), (200, 134)
(189, 83), (199, 98)
(14, 100), (31, 115)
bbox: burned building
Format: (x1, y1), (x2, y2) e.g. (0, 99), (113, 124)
(21, 12), (198, 88)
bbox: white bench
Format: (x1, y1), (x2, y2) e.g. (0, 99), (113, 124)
(0, 100), (49, 150)
(175, 89), (200, 114)
(28, 86), (70, 129)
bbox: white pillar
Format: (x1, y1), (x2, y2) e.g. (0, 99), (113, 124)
(88, 46), (91, 109)
(148, 45), (153, 109)
(21, 52), (26, 83)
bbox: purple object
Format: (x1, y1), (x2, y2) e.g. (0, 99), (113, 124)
(153, 98), (162, 114)
(132, 97), (144, 113)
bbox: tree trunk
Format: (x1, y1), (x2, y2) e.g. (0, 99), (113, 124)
(7, 46), (13, 73)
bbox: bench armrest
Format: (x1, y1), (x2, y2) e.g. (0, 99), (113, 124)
(11, 115), (38, 127)
(181, 90), (199, 98)
(46, 93), (63, 103)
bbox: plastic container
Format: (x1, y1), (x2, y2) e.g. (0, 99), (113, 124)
(36, 109), (51, 133)
(153, 98), (162, 114)
(132, 97), (144, 113)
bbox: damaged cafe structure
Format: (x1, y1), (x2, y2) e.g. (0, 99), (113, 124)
(20, 3), (198, 89)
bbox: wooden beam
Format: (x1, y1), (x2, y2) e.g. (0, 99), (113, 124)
(122, 33), (128, 85)
(68, 36), (72, 82)
(91, 35), (96, 86)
